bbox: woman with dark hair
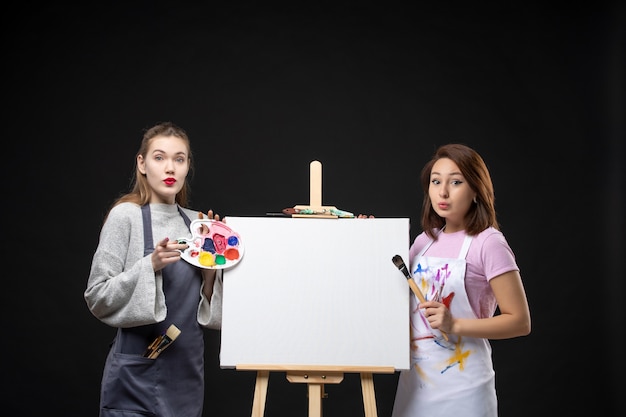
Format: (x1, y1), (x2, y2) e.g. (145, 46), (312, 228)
(392, 143), (531, 417)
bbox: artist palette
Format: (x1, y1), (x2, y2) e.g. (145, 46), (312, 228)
(178, 219), (244, 269)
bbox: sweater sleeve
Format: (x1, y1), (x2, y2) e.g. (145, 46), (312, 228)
(84, 203), (167, 328)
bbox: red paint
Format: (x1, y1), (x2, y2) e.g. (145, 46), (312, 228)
(213, 233), (227, 253)
(442, 292), (455, 308)
(224, 248), (240, 260)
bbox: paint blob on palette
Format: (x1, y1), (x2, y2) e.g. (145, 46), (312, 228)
(178, 219), (244, 269)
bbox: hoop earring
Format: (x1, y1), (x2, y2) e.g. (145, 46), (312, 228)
(473, 197), (477, 204)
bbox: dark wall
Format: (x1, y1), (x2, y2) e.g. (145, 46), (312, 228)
(3, 3), (623, 416)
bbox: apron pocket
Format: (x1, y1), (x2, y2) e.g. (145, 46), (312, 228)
(100, 353), (158, 416)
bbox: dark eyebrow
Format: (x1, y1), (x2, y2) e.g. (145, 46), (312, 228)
(430, 171), (463, 177)
(151, 149), (188, 156)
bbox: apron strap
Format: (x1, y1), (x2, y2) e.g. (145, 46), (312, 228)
(177, 205), (192, 228)
(141, 204), (154, 255)
(458, 235), (473, 260)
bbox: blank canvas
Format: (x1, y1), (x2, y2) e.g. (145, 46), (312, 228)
(219, 216), (411, 371)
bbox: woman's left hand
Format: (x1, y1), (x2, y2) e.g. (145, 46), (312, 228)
(199, 209), (223, 222)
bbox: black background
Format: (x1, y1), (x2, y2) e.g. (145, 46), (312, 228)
(3, 2), (624, 416)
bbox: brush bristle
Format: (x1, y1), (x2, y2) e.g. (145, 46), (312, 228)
(165, 324), (181, 340)
(392, 255), (403, 267)
(392, 255), (412, 279)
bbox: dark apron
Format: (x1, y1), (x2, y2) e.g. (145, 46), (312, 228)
(99, 205), (204, 417)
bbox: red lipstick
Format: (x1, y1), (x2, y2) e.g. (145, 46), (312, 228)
(164, 178), (176, 186)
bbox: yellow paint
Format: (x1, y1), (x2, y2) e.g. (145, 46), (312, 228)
(198, 252), (216, 266)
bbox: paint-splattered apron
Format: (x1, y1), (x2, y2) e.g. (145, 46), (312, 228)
(392, 234), (497, 417)
(99, 205), (205, 417)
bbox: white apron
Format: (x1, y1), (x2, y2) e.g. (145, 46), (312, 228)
(392, 234), (497, 417)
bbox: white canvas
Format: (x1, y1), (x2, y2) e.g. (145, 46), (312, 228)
(219, 216), (411, 371)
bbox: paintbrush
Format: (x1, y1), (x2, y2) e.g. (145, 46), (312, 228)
(392, 255), (449, 341)
(143, 324), (182, 359)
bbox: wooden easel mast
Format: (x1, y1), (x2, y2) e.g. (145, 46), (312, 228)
(295, 160), (329, 211)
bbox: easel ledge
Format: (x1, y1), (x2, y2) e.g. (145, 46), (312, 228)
(236, 364), (395, 417)
(236, 364), (395, 373)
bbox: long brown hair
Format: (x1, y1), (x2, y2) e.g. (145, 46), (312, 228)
(420, 143), (498, 240)
(107, 122), (194, 219)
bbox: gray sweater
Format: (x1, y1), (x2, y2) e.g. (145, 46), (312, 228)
(84, 202), (222, 329)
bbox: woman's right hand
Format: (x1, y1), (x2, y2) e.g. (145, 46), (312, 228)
(152, 237), (188, 272)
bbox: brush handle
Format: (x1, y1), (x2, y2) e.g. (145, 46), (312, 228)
(406, 277), (449, 342)
(144, 324), (182, 359)
(406, 277), (427, 304)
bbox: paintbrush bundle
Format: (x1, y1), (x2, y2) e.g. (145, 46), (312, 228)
(281, 207), (355, 218)
(143, 324), (181, 359)
(392, 255), (449, 342)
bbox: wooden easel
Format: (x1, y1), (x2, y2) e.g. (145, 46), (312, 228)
(238, 364), (394, 417)
(239, 161), (394, 416)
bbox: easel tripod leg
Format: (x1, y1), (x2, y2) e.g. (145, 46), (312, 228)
(251, 370), (269, 417)
(360, 372), (378, 417)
